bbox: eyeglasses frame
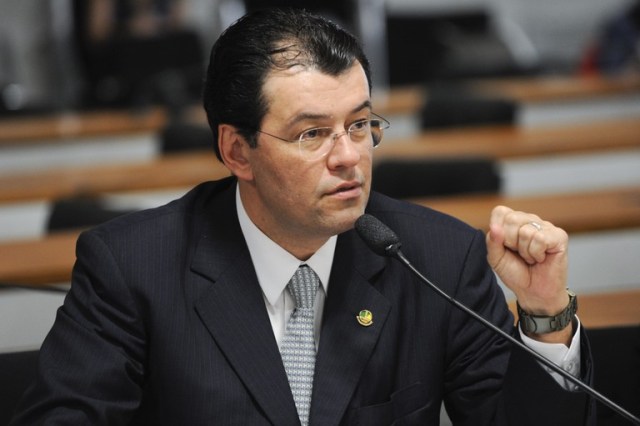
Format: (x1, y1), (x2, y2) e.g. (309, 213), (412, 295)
(253, 112), (390, 160)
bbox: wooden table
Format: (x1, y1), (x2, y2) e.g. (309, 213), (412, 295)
(508, 290), (640, 329)
(374, 117), (640, 161)
(0, 231), (78, 285)
(373, 73), (640, 116)
(0, 151), (229, 203)
(1, 230), (636, 330)
(2, 116), (638, 204)
(413, 186), (640, 234)
(469, 73), (640, 104)
(2, 74), (637, 146)
(0, 107), (169, 146)
(373, 85), (426, 116)
(2, 186), (639, 286)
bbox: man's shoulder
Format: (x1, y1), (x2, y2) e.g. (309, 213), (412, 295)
(84, 177), (236, 242)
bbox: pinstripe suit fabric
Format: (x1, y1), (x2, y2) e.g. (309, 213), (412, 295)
(10, 177), (594, 425)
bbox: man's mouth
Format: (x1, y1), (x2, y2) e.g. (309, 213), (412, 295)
(328, 182), (363, 198)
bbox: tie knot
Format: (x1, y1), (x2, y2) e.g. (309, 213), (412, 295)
(288, 265), (319, 310)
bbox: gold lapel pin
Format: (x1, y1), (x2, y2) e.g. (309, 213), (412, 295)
(357, 309), (373, 327)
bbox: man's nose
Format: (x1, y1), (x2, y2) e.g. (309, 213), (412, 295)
(326, 131), (361, 166)
(330, 130), (350, 142)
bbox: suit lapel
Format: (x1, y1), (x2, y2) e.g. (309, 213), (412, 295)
(310, 229), (391, 426)
(187, 180), (393, 425)
(190, 183), (299, 425)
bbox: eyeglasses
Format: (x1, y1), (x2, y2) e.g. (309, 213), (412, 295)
(255, 112), (390, 161)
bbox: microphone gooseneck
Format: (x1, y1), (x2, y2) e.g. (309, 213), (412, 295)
(355, 214), (640, 425)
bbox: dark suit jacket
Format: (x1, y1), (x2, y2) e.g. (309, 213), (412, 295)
(11, 177), (594, 425)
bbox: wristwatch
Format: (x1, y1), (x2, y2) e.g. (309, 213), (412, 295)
(517, 290), (577, 334)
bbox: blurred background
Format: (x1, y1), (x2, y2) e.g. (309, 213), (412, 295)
(0, 0), (638, 113)
(1, 1), (639, 424)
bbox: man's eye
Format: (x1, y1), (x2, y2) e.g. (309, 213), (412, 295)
(300, 128), (328, 141)
(350, 120), (369, 132)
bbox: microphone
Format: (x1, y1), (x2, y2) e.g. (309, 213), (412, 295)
(355, 214), (640, 425)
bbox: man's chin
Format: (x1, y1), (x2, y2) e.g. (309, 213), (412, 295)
(328, 207), (366, 235)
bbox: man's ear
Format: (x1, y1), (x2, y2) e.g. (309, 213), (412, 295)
(218, 124), (254, 181)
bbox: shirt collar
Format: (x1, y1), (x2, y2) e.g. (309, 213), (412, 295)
(236, 186), (335, 306)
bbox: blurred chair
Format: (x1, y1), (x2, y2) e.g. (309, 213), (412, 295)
(371, 157), (501, 200)
(159, 122), (213, 153)
(70, 0), (205, 111)
(237, 0), (389, 91)
(421, 84), (518, 130)
(46, 196), (134, 233)
(0, 350), (39, 425)
(242, 0), (356, 32)
(580, 0), (640, 76)
(386, 9), (540, 86)
(589, 325), (640, 425)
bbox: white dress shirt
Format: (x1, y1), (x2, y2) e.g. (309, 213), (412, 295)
(520, 320), (582, 390)
(236, 188), (334, 349)
(235, 186), (581, 386)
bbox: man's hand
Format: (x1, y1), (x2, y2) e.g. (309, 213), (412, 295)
(486, 206), (573, 344)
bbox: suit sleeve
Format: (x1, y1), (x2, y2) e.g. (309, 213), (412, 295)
(502, 321), (596, 425)
(10, 230), (147, 425)
(441, 229), (595, 425)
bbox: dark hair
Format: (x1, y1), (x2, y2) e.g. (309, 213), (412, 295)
(202, 8), (372, 161)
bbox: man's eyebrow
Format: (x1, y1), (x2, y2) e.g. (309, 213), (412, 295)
(285, 100), (373, 128)
(285, 112), (331, 128)
(351, 100), (373, 115)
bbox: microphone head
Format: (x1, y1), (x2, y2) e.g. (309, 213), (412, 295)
(355, 214), (402, 257)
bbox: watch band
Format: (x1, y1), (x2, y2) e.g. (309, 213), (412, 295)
(517, 290), (577, 334)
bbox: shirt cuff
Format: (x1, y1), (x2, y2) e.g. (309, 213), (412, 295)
(519, 316), (582, 391)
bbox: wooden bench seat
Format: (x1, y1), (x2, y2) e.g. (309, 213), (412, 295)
(1, 230), (636, 329)
(508, 290), (640, 329)
(1, 74), (638, 147)
(373, 73), (640, 116)
(374, 117), (640, 161)
(413, 186), (640, 234)
(0, 107), (170, 146)
(1, 186), (638, 286)
(2, 117), (638, 204)
(0, 151), (229, 203)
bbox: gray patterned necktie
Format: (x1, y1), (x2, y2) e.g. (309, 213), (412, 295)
(281, 265), (319, 426)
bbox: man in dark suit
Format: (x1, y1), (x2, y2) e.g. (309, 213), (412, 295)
(11, 8), (593, 425)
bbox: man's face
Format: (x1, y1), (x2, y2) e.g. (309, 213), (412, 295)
(239, 62), (373, 258)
